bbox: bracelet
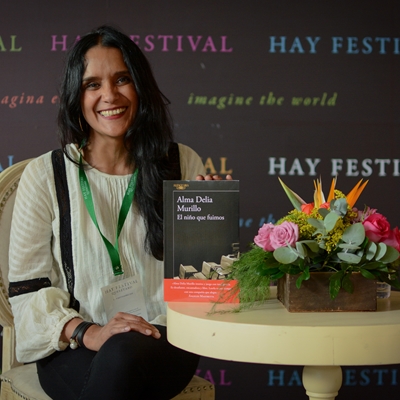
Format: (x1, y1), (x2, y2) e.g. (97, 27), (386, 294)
(69, 321), (95, 350)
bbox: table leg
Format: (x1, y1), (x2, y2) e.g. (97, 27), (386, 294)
(302, 366), (343, 400)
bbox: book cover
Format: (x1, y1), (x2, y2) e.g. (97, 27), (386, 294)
(163, 180), (240, 302)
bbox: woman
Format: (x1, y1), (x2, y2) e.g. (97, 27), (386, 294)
(8, 25), (217, 399)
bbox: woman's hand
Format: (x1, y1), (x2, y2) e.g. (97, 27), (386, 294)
(63, 313), (161, 352)
(84, 312), (161, 351)
(196, 174), (232, 180)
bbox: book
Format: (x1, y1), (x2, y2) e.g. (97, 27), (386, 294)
(163, 180), (240, 302)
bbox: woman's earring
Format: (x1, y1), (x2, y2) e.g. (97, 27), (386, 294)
(79, 117), (84, 132)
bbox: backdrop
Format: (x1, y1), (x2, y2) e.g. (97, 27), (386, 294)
(1, 1), (399, 398)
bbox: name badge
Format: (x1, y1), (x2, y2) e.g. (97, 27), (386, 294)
(101, 276), (148, 322)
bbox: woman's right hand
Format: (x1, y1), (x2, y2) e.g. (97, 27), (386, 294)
(84, 312), (161, 351)
(64, 313), (161, 352)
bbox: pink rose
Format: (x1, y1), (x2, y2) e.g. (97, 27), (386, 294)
(363, 213), (391, 243)
(254, 223), (275, 251)
(382, 227), (400, 252)
(270, 221), (299, 250)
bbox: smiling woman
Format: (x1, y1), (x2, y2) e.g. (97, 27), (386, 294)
(80, 46), (139, 174)
(8, 25), (207, 400)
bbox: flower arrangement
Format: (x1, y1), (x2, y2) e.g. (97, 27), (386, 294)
(226, 178), (400, 309)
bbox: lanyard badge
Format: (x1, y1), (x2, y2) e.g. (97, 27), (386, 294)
(79, 155), (138, 276)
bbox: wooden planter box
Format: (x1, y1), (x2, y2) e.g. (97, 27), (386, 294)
(277, 272), (377, 312)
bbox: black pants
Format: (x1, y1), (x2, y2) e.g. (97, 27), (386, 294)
(36, 326), (199, 400)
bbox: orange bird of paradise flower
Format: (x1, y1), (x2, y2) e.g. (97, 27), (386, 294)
(278, 177), (368, 211)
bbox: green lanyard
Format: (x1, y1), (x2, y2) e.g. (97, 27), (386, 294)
(78, 155), (138, 276)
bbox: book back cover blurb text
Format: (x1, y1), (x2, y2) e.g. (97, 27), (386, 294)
(163, 180), (239, 302)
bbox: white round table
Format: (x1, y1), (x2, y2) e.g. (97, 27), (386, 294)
(167, 288), (400, 400)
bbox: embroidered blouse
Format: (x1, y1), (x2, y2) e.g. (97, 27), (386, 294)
(8, 143), (205, 363)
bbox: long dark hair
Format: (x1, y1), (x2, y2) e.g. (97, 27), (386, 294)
(58, 25), (175, 260)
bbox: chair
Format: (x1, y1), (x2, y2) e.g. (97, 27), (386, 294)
(0, 159), (215, 400)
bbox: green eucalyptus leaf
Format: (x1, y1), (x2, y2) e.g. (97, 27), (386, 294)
(300, 240), (320, 253)
(296, 242), (306, 258)
(324, 212), (341, 232)
(356, 249), (365, 258)
(330, 198), (348, 216)
(308, 218), (325, 230)
(308, 221), (325, 234)
(379, 246), (400, 263)
(365, 241), (377, 261)
(338, 243), (361, 250)
(337, 252), (362, 264)
(273, 246), (298, 264)
(342, 223), (365, 246)
(288, 244), (300, 257)
(375, 243), (387, 261)
(318, 208), (329, 218)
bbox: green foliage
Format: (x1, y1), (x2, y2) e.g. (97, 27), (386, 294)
(209, 246), (275, 313)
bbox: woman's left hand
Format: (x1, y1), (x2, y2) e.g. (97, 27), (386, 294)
(196, 174), (233, 181)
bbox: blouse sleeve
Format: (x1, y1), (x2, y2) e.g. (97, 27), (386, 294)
(8, 155), (81, 363)
(177, 143), (206, 179)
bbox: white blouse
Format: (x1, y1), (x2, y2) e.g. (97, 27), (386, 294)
(9, 143), (205, 363)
